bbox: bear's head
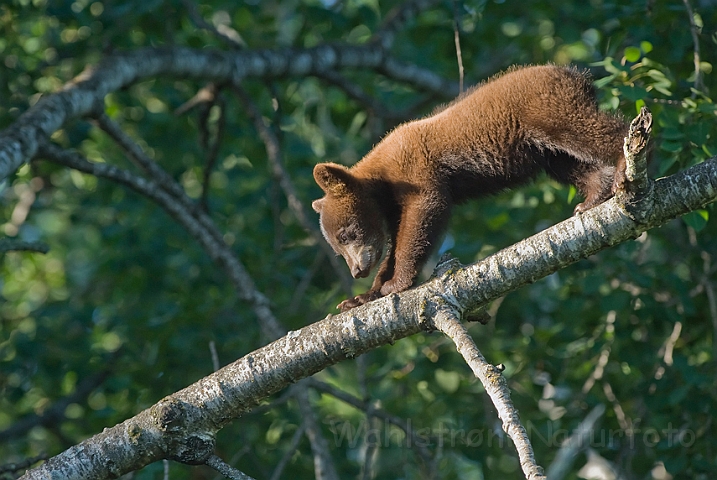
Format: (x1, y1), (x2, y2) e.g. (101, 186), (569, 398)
(312, 163), (386, 279)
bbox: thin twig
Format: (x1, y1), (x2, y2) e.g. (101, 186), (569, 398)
(601, 382), (630, 433)
(0, 369), (110, 442)
(182, 0), (246, 49)
(0, 239), (49, 254)
(269, 423), (307, 480)
(701, 252), (717, 361)
(288, 250), (325, 313)
(452, 0), (465, 93)
(359, 404), (380, 480)
(432, 307), (546, 480)
(306, 378), (435, 467)
(175, 83), (218, 116)
(206, 454), (256, 480)
(295, 386), (340, 480)
(36, 141), (284, 340)
(581, 311), (616, 394)
(372, 0), (444, 50)
(199, 89), (226, 212)
(209, 340), (220, 371)
(0, 453), (48, 476)
(233, 85), (354, 297)
(682, 0), (704, 94)
(546, 404), (606, 480)
(315, 70), (426, 121)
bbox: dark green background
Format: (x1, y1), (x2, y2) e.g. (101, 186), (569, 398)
(1, 0), (716, 478)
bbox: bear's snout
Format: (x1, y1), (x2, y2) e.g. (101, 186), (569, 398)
(351, 264), (371, 278)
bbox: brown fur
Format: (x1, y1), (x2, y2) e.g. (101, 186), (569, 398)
(312, 65), (629, 311)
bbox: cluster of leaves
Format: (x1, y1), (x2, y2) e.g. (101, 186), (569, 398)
(2, 0), (717, 479)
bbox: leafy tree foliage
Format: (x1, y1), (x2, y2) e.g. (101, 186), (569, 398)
(1, 0), (716, 478)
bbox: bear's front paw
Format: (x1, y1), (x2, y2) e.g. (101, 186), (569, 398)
(337, 291), (383, 312)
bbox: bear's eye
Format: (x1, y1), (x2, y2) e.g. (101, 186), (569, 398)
(337, 231), (350, 245)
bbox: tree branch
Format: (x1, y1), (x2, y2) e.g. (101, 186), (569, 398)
(0, 45), (455, 182)
(306, 378), (435, 466)
(182, 0), (246, 49)
(431, 306), (546, 480)
(0, 239), (49, 255)
(295, 386), (340, 480)
(545, 404), (606, 480)
(373, 0), (445, 50)
(682, 0), (704, 94)
(233, 86), (354, 296)
(269, 422), (307, 480)
(205, 454), (255, 480)
(0, 370), (110, 443)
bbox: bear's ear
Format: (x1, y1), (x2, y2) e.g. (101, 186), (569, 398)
(313, 163), (353, 195)
(312, 198), (324, 213)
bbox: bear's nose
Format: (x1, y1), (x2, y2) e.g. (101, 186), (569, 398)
(351, 265), (370, 278)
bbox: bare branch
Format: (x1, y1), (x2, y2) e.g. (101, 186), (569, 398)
(206, 454), (256, 480)
(546, 404), (606, 480)
(0, 370), (110, 443)
(295, 386), (340, 480)
(182, 0), (246, 49)
(0, 45), (455, 181)
(307, 378), (435, 466)
(269, 423), (307, 480)
(431, 306), (546, 480)
(233, 85), (354, 296)
(452, 0), (465, 93)
(623, 106), (652, 190)
(682, 0), (704, 94)
(373, 0), (445, 50)
(0, 454), (48, 477)
(0, 238), (49, 254)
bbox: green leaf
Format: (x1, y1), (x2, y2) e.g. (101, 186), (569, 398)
(593, 74), (616, 89)
(435, 369), (461, 393)
(660, 140), (683, 153)
(567, 185), (577, 203)
(683, 210), (709, 232)
(624, 46), (641, 63)
(640, 41), (653, 54)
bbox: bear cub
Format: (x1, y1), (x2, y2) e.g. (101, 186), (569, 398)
(312, 65), (629, 311)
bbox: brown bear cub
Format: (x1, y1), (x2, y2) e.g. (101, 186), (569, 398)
(312, 65), (629, 311)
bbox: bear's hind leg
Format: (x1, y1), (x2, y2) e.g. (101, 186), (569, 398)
(573, 164), (616, 214)
(542, 150), (616, 214)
